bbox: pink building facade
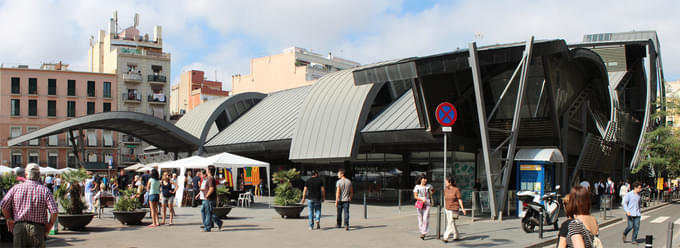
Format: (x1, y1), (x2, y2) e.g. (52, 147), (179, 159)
(0, 66), (117, 169)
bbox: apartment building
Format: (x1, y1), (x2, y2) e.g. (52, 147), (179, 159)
(0, 63), (117, 169)
(170, 70), (230, 115)
(88, 12), (171, 166)
(231, 46), (360, 94)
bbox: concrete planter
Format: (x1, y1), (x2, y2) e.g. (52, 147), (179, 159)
(213, 206), (234, 219)
(113, 211), (147, 225)
(273, 204), (306, 218)
(59, 213), (95, 231)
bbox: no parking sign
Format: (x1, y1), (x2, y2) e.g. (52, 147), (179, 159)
(436, 102), (457, 128)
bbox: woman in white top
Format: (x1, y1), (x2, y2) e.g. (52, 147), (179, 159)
(413, 175), (434, 240)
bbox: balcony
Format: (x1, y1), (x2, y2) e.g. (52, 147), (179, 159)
(120, 154), (139, 165)
(122, 92), (142, 104)
(148, 75), (167, 84)
(122, 72), (143, 83)
(148, 94), (167, 104)
(121, 134), (141, 144)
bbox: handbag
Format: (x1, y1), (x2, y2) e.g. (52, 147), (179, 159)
(415, 200), (424, 209)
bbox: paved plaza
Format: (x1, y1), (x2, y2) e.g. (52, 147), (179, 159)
(2, 197), (673, 248)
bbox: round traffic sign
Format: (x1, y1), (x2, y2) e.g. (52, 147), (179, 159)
(435, 102), (457, 127)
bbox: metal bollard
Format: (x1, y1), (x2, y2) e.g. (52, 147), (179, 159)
(645, 235), (653, 248)
(363, 192), (367, 219)
(398, 190), (402, 214)
(667, 222), (674, 248)
(471, 192), (477, 222)
(539, 211), (544, 239)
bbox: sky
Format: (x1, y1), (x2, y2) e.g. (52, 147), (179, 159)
(0, 0), (678, 91)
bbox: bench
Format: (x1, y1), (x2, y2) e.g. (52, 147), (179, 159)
(97, 194), (116, 218)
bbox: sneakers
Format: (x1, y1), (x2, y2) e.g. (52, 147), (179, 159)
(622, 233), (626, 242)
(345, 225), (349, 231)
(315, 221), (320, 230)
(218, 222), (223, 232)
(336, 225), (341, 228)
(308, 227), (313, 231)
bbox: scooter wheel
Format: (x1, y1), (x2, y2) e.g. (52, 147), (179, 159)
(522, 222), (536, 233)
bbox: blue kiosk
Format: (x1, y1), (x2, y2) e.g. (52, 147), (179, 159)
(514, 148), (564, 217)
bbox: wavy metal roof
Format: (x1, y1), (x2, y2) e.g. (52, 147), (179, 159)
(7, 112), (201, 152)
(362, 90), (422, 132)
(174, 92), (266, 143)
(289, 65), (389, 162)
(205, 86), (311, 149)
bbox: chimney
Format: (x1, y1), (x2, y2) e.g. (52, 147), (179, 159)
(154, 25), (162, 42)
(108, 18), (116, 35)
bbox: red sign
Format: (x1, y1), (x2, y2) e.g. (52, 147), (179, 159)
(435, 102), (457, 127)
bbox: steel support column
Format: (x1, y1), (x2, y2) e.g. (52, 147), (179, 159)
(468, 42), (497, 218)
(498, 36), (534, 214)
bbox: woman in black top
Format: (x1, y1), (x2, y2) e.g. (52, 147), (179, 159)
(558, 185), (599, 248)
(160, 172), (177, 225)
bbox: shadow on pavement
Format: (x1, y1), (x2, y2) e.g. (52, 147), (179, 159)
(350, 225), (387, 231)
(45, 236), (89, 247)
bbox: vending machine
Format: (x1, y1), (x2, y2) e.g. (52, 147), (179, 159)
(514, 149), (562, 217)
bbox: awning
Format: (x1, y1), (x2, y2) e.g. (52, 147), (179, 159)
(514, 148), (565, 163)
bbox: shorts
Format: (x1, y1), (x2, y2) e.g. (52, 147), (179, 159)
(161, 195), (174, 205)
(149, 194), (160, 203)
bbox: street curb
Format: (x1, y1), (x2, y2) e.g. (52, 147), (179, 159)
(524, 200), (676, 248)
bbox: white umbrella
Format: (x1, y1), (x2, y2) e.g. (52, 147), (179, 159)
(59, 167), (78, 173)
(0, 165), (13, 174)
(136, 166), (154, 172)
(124, 163), (146, 171)
(40, 167), (61, 175)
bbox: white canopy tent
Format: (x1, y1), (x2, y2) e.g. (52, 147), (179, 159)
(59, 168), (77, 173)
(39, 167), (61, 175)
(156, 153), (271, 207)
(0, 165), (13, 174)
(124, 163), (146, 171)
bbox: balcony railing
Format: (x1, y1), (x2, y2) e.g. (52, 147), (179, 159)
(148, 94), (167, 104)
(120, 154), (139, 164)
(121, 134), (141, 143)
(122, 92), (142, 103)
(122, 72), (143, 82)
(148, 75), (167, 83)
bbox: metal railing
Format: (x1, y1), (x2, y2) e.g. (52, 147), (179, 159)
(122, 72), (143, 82)
(147, 75), (167, 82)
(147, 94), (167, 103)
(122, 92), (142, 102)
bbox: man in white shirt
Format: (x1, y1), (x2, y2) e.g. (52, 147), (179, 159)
(580, 179), (590, 191)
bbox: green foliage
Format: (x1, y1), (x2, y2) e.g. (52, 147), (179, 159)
(54, 168), (89, 214)
(216, 185), (231, 207)
(114, 188), (141, 212)
(636, 97), (680, 176)
(0, 173), (18, 200)
(273, 169), (302, 206)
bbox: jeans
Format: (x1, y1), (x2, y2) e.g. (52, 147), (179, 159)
(624, 216), (641, 241)
(336, 201), (350, 226)
(307, 200), (322, 228)
(443, 209), (459, 240)
(201, 199), (222, 232)
(416, 203), (431, 235)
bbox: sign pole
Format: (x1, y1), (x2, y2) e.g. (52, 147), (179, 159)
(434, 102), (457, 240)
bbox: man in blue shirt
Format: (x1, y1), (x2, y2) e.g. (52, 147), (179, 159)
(622, 181), (642, 244)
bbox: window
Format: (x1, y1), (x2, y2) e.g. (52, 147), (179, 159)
(87, 81), (95, 97)
(87, 102), (95, 115)
(87, 130), (97, 146)
(127, 64), (138, 73)
(48, 153), (58, 168)
(10, 127), (22, 139)
(11, 152), (22, 167)
(27, 127), (39, 146)
(48, 79), (57, 95)
(67, 80), (76, 96)
(28, 100), (37, 116)
(103, 102), (111, 112)
(48, 100), (56, 117)
(28, 152), (39, 164)
(104, 153), (113, 166)
(103, 130), (113, 146)
(87, 151), (97, 162)
(67, 153), (76, 168)
(11, 99), (20, 116)
(48, 135), (58, 146)
(67, 101), (76, 117)
(103, 82), (111, 98)
(11, 77), (20, 94)
(67, 132), (78, 146)
(28, 78), (37, 94)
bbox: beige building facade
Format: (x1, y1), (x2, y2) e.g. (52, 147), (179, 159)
(0, 64), (117, 169)
(89, 13), (171, 166)
(170, 70), (229, 116)
(231, 47), (359, 94)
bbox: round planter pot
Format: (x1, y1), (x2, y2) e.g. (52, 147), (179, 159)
(213, 206), (234, 219)
(59, 213), (95, 231)
(273, 204), (306, 219)
(112, 211), (148, 225)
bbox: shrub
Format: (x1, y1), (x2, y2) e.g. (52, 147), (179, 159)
(273, 169), (302, 206)
(114, 188), (141, 212)
(54, 168), (89, 214)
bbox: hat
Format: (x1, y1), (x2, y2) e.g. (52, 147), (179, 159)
(26, 163), (40, 174)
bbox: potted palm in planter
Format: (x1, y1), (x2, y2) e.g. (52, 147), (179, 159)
(272, 169), (305, 218)
(112, 188), (147, 225)
(54, 168), (95, 231)
(213, 185), (233, 219)
(0, 173), (18, 241)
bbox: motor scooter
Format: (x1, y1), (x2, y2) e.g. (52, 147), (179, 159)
(517, 185), (561, 233)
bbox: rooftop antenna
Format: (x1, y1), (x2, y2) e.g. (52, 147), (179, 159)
(134, 13), (139, 28)
(113, 10), (119, 33)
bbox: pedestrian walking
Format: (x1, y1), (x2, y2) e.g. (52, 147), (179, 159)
(160, 172), (177, 225)
(0, 163), (58, 248)
(619, 181), (629, 207)
(442, 177), (466, 243)
(301, 170), (325, 230)
(413, 175), (434, 240)
(335, 169), (353, 231)
(192, 170), (202, 207)
(557, 185), (599, 248)
(84, 173), (96, 213)
(622, 181), (643, 244)
(146, 170), (161, 227)
(44, 174), (54, 193)
(198, 166), (222, 232)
